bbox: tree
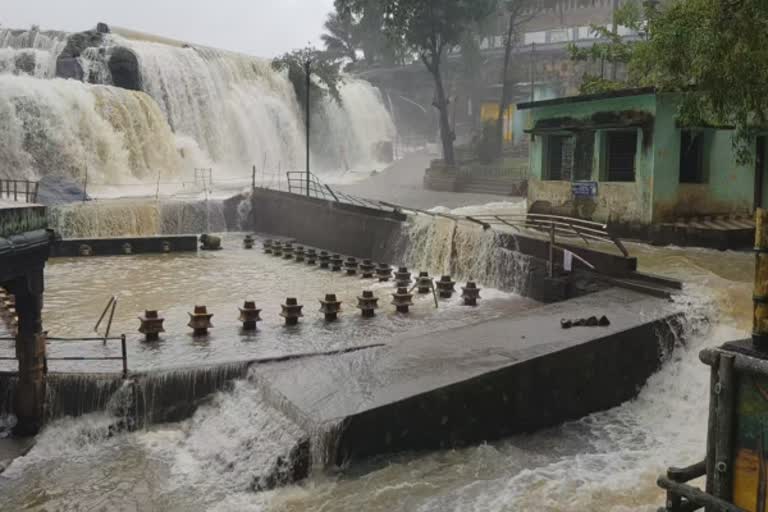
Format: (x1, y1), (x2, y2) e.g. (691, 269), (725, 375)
(271, 47), (344, 117)
(568, 0), (645, 94)
(333, 0), (410, 67)
(570, 0), (768, 164)
(494, 0), (540, 158)
(634, 0), (768, 163)
(321, 11), (358, 63)
(377, 0), (497, 166)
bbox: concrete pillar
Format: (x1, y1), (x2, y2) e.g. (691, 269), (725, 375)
(9, 274), (46, 436)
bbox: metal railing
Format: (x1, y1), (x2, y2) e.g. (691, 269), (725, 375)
(457, 165), (529, 179)
(0, 334), (128, 378)
(462, 212), (630, 257)
(284, 171), (399, 213)
(0, 179), (39, 203)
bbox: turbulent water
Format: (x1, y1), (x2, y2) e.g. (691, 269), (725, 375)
(46, 198), (228, 238)
(0, 223), (754, 511)
(0, 74), (182, 182)
(0, 27), (396, 189)
(0, 28), (67, 78)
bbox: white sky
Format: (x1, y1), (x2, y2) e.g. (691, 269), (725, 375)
(0, 0), (336, 58)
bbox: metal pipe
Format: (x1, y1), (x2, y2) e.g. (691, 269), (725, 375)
(713, 353), (735, 502)
(103, 298), (118, 345)
(94, 296), (115, 333)
(657, 476), (746, 511)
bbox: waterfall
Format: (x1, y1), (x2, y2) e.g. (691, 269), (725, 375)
(313, 79), (397, 173)
(0, 27), (397, 188)
(398, 215), (532, 292)
(0, 28), (68, 78)
(119, 38), (306, 174)
(47, 198), (227, 238)
(0, 74), (183, 182)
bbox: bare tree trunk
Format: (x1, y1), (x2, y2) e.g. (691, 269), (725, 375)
(432, 65), (456, 167)
(495, 12), (517, 158)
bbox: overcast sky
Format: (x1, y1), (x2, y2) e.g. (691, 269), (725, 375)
(0, 0), (335, 57)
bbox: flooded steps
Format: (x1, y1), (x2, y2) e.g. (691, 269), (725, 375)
(253, 287), (683, 466)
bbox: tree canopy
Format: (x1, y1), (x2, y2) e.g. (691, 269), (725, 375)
(271, 47), (344, 116)
(570, 0), (768, 163)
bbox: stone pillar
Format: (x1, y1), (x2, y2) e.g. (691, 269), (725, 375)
(10, 273), (46, 436)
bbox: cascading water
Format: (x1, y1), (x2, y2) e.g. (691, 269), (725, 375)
(398, 215), (531, 292)
(47, 198), (227, 238)
(0, 27), (398, 188)
(0, 28), (67, 78)
(313, 79), (397, 175)
(0, 74), (183, 182)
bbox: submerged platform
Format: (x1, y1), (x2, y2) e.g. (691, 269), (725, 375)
(50, 234), (198, 257)
(254, 287), (681, 465)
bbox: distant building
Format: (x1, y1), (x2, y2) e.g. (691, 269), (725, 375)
(518, 88), (761, 249)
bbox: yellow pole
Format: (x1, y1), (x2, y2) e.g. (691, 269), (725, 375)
(754, 208), (768, 350)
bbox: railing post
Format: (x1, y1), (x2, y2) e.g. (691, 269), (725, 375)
(121, 334), (128, 379)
(13, 180), (18, 202)
(549, 222), (555, 277)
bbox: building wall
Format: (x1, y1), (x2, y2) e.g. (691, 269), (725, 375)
(652, 94), (755, 222)
(527, 93), (657, 224)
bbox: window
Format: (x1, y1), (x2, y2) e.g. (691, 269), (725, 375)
(573, 131), (594, 181)
(544, 135), (573, 180)
(604, 131), (637, 182)
(679, 130), (705, 183)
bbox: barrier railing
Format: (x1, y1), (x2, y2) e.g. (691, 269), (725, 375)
(0, 334), (128, 378)
(284, 171), (398, 213)
(457, 165), (528, 179)
(464, 212), (629, 258)
(0, 179), (39, 203)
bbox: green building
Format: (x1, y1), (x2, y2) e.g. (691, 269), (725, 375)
(517, 88), (763, 248)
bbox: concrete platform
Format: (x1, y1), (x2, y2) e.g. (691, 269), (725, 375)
(254, 287), (681, 465)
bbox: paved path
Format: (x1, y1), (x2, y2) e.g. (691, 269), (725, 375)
(334, 151), (520, 211)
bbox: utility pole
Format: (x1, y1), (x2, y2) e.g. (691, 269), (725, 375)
(611, 0), (619, 80)
(304, 58), (311, 197)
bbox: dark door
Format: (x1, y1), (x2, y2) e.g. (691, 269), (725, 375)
(756, 136), (766, 209)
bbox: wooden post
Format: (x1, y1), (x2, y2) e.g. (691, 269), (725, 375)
(754, 209), (768, 350)
(252, 165), (256, 191)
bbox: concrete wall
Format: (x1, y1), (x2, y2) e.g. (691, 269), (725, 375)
(527, 93), (657, 224)
(249, 188), (406, 261)
(652, 94), (755, 222)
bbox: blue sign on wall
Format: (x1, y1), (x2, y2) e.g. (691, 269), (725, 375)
(572, 181), (598, 198)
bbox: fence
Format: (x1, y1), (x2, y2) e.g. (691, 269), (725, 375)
(284, 171), (399, 212)
(0, 334), (128, 378)
(0, 179), (39, 203)
(457, 165), (528, 180)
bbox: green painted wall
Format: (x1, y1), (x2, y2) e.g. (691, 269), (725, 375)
(527, 93), (656, 224)
(526, 92), (757, 225)
(652, 94), (754, 222)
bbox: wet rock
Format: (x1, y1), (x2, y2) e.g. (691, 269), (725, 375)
(56, 31), (104, 81)
(108, 46), (142, 91)
(251, 437), (310, 492)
